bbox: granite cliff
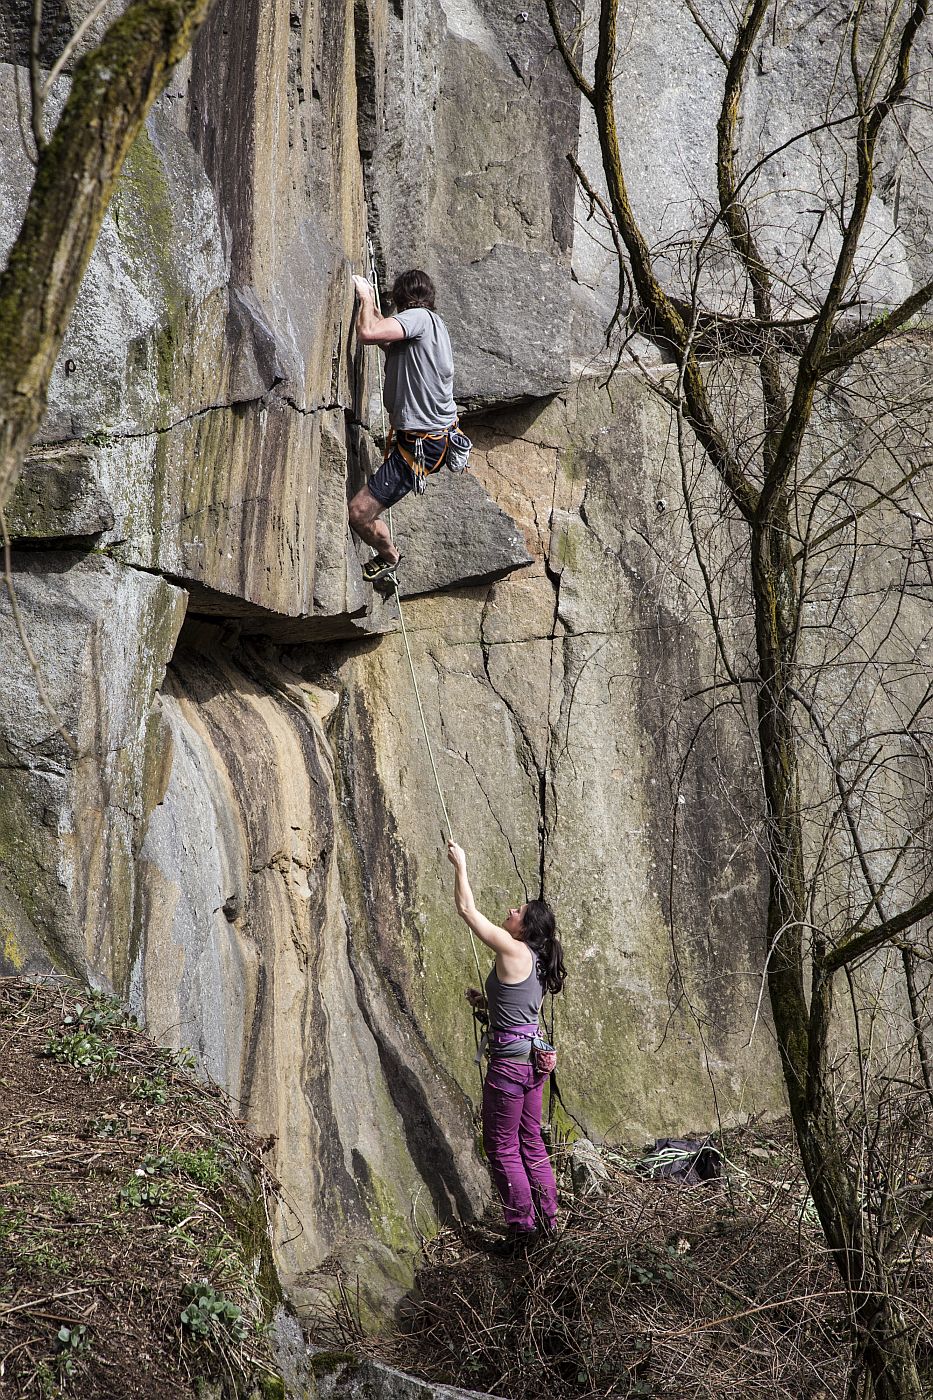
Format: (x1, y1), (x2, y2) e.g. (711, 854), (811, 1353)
(4, 0), (924, 1320)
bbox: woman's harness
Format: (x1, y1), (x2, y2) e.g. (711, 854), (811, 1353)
(472, 1008), (557, 1073)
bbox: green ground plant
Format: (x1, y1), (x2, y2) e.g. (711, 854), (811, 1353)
(169, 1147), (225, 1189)
(119, 1174), (171, 1210)
(54, 1324), (90, 1379)
(0, 976), (286, 1398)
(180, 1281), (246, 1342)
(43, 1029), (117, 1080)
(89, 1115), (128, 1138)
(62, 993), (137, 1034)
(131, 1073), (169, 1103)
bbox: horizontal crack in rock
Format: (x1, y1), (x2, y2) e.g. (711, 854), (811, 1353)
(39, 391), (351, 452)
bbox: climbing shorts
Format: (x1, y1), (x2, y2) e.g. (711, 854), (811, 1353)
(367, 428), (451, 507)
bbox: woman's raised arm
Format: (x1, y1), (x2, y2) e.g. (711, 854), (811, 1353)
(447, 842), (515, 955)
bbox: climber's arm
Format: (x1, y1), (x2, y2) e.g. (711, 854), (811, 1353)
(353, 276), (405, 344)
(447, 843), (514, 954)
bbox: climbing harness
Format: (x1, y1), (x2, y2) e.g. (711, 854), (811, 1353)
(384, 425), (450, 494)
(362, 238), (488, 1018)
(381, 420), (473, 490)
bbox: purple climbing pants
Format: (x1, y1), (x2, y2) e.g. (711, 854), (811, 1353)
(482, 1056), (558, 1232)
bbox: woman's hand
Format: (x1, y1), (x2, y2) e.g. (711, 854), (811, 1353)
(447, 841), (467, 872)
(465, 987), (485, 1008)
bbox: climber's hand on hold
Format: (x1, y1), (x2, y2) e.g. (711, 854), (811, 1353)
(447, 841), (467, 872)
(354, 280), (403, 343)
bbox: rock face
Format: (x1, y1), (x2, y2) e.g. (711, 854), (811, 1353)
(2, 0), (925, 1324)
(131, 627), (487, 1317)
(272, 1310), (505, 1400)
(0, 552), (185, 982)
(317, 377), (784, 1141)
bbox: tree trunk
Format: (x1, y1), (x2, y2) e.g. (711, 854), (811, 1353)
(0, 0), (215, 511)
(751, 519), (925, 1400)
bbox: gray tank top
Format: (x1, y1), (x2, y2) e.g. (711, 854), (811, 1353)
(485, 962), (545, 1060)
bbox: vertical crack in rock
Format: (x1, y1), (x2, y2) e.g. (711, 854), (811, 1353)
(434, 660), (531, 905)
(331, 687), (486, 1222)
(471, 435), (574, 901)
(540, 443), (577, 900)
(342, 924), (480, 1222)
(467, 618), (535, 902)
(287, 0), (311, 158)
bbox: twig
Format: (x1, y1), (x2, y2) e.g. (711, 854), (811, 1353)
(29, 0), (46, 152)
(0, 1286), (94, 1319)
(42, 0), (116, 100)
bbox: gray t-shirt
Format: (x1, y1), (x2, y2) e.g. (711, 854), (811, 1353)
(383, 308), (457, 431)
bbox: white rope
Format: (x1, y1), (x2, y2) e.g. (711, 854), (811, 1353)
(364, 239), (487, 996)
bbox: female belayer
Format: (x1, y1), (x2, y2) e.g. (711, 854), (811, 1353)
(446, 840), (566, 1252)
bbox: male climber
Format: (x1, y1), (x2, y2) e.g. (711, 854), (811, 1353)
(349, 268), (458, 588)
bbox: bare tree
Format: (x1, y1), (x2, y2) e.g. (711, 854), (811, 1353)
(0, 0), (216, 514)
(546, 0), (933, 1394)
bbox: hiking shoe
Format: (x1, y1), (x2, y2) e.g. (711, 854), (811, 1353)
(361, 553), (401, 588)
(483, 1228), (538, 1257)
(534, 1221), (560, 1247)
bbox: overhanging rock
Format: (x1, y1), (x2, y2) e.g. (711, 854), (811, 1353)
(390, 468), (532, 598)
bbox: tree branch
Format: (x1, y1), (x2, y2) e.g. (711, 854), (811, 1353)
(543, 0), (594, 101)
(793, 457), (933, 563)
(821, 277), (933, 373)
(824, 887), (933, 973)
(716, 0), (788, 475)
(29, 0), (47, 153)
(565, 0), (759, 519)
(0, 0), (217, 515)
(42, 0), (117, 101)
(683, 0), (728, 65)
(757, 0), (930, 521)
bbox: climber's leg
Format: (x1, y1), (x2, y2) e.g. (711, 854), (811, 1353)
(482, 1060), (536, 1232)
(349, 435), (422, 565)
(348, 484), (400, 564)
(518, 1071), (558, 1229)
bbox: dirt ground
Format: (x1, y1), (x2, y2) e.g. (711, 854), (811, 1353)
(0, 977), (282, 1400)
(333, 1124), (863, 1400)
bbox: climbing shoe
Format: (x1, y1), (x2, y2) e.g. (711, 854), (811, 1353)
(362, 553), (401, 589)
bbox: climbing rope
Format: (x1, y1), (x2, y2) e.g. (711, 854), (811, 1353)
(363, 238), (487, 1003)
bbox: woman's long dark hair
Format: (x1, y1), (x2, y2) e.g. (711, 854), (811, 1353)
(521, 899), (566, 995)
